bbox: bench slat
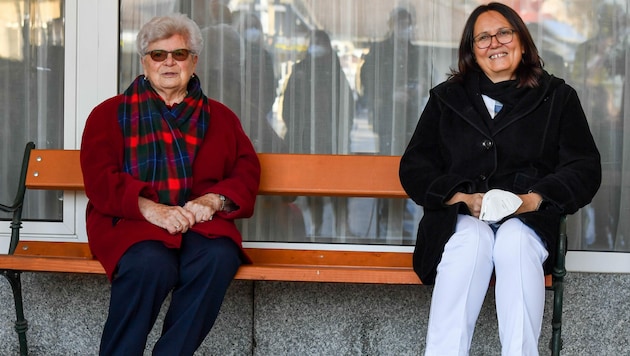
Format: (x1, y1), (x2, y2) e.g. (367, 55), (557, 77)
(0, 254), (420, 284)
(25, 150), (407, 198)
(258, 153), (406, 198)
(245, 248), (414, 268)
(26, 150), (83, 190)
(0, 255), (104, 274)
(235, 265), (420, 284)
(13, 242), (414, 268)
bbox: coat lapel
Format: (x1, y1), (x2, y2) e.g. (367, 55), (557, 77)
(437, 81), (491, 136)
(491, 76), (555, 134)
(435, 72), (563, 136)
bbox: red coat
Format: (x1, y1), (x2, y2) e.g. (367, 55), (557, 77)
(80, 95), (261, 280)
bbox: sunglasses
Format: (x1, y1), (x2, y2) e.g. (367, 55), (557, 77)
(145, 49), (194, 62)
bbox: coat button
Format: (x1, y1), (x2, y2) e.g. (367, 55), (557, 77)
(482, 140), (493, 149)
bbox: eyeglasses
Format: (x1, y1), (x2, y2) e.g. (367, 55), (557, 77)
(144, 49), (194, 62)
(473, 29), (516, 49)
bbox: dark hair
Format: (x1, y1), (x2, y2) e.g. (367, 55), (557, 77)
(234, 12), (262, 33)
(388, 7), (415, 28)
(451, 2), (543, 87)
(310, 29), (332, 50)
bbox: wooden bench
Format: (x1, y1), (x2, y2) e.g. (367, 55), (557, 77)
(0, 142), (566, 355)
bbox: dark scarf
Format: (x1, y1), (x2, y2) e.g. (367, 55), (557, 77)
(478, 72), (529, 118)
(118, 75), (210, 206)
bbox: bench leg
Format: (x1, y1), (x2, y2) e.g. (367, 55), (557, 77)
(549, 216), (567, 356)
(1, 270), (29, 356)
(550, 276), (564, 355)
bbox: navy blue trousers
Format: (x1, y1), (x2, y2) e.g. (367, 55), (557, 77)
(99, 232), (241, 356)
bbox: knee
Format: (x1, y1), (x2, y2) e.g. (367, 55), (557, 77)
(494, 219), (548, 267)
(443, 215), (494, 264)
(207, 238), (241, 270)
(186, 235), (241, 272)
(116, 241), (178, 286)
(451, 215), (494, 251)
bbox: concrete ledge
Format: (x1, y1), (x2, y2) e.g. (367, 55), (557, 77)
(0, 272), (628, 355)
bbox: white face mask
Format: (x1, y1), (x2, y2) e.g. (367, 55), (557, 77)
(308, 44), (328, 58)
(244, 28), (262, 42)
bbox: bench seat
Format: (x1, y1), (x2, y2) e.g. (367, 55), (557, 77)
(1, 240), (554, 285)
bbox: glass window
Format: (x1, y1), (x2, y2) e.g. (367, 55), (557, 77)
(0, 0), (65, 222)
(565, 1), (629, 252)
(118, 0), (630, 252)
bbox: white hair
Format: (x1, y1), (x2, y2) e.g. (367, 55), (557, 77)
(136, 13), (203, 56)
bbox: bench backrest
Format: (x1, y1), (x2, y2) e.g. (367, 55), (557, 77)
(6, 145), (558, 286)
(25, 149), (406, 198)
(19, 148), (417, 282)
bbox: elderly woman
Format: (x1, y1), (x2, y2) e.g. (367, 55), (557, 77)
(80, 14), (260, 355)
(399, 3), (600, 355)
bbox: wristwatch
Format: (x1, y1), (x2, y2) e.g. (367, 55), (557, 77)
(218, 194), (226, 211)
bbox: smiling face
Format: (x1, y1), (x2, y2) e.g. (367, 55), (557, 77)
(141, 34), (198, 99)
(473, 10), (523, 83)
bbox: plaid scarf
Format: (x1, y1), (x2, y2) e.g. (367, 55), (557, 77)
(118, 75), (210, 206)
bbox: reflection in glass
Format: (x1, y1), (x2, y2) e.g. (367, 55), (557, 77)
(280, 29), (353, 239)
(570, 2), (628, 251)
(117, 0), (630, 252)
(0, 0), (64, 222)
(233, 11), (284, 153)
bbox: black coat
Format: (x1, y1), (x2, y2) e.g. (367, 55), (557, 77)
(359, 37), (425, 155)
(282, 53), (354, 154)
(399, 71), (601, 284)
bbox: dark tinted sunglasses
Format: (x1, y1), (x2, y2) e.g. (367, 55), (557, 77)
(145, 49), (193, 62)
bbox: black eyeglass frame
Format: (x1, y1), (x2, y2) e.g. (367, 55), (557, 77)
(473, 29), (517, 49)
(144, 49), (195, 62)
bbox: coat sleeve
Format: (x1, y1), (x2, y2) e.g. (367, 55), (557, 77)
(199, 102), (261, 220)
(399, 89), (473, 210)
(80, 96), (156, 220)
(528, 85), (601, 214)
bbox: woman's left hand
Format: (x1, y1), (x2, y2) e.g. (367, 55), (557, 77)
(184, 193), (224, 223)
(516, 192), (544, 214)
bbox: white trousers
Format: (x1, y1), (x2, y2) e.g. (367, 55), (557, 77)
(424, 215), (549, 356)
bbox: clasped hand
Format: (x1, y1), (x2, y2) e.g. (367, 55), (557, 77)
(138, 194), (224, 235)
(446, 190), (543, 220)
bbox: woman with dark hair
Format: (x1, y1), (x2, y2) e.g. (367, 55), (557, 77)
(453, 2), (544, 88)
(399, 3), (600, 354)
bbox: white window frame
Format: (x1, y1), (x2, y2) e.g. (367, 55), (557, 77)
(0, 0), (117, 247)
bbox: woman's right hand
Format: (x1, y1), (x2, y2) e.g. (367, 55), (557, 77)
(138, 197), (196, 234)
(446, 192), (484, 218)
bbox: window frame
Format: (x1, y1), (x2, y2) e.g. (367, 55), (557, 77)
(0, 0), (117, 248)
